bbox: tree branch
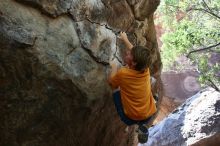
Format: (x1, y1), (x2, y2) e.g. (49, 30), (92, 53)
(187, 42), (220, 57)
(202, 0), (212, 12)
(208, 79), (220, 91)
(187, 7), (220, 20)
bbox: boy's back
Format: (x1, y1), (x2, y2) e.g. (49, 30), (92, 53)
(110, 67), (156, 120)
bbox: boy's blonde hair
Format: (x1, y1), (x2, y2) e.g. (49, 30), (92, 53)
(131, 46), (152, 71)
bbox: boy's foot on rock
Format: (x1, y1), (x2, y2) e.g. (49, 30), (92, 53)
(137, 125), (149, 144)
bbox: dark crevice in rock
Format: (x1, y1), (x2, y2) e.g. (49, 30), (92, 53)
(112, 47), (123, 65)
(66, 47), (77, 56)
(81, 44), (109, 66)
(67, 0), (75, 19)
(85, 15), (119, 35)
(100, 0), (110, 8)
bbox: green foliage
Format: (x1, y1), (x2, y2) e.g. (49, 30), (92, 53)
(157, 0), (220, 89)
(198, 55), (220, 88)
(161, 20), (199, 69)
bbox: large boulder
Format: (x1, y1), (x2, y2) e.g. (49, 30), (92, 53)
(140, 88), (220, 146)
(0, 0), (161, 146)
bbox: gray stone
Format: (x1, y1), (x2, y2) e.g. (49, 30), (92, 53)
(0, 0), (162, 146)
(76, 21), (116, 64)
(16, 0), (73, 17)
(140, 88), (220, 146)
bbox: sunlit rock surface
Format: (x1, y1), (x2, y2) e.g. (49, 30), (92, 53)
(0, 0), (161, 145)
(139, 88), (220, 146)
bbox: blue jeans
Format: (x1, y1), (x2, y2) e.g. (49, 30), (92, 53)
(113, 90), (152, 126)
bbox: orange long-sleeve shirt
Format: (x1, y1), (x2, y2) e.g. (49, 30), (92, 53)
(110, 67), (157, 120)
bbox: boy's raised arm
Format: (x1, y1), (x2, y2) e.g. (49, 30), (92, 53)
(119, 32), (133, 50)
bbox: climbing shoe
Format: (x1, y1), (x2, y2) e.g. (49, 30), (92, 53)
(137, 125), (149, 144)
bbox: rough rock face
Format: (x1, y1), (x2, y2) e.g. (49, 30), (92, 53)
(140, 88), (220, 146)
(0, 0), (161, 146)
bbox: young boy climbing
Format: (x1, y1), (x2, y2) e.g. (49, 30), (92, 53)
(108, 32), (157, 144)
